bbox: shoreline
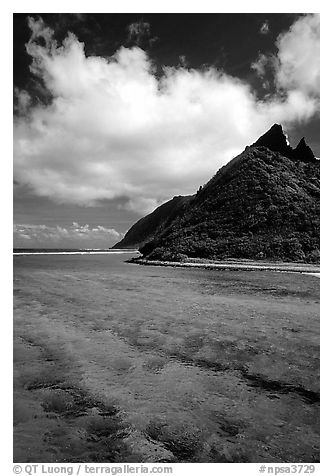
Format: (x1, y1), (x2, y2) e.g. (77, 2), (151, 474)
(13, 250), (139, 256)
(129, 257), (320, 274)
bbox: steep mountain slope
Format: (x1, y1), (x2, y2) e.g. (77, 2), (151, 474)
(138, 125), (319, 263)
(113, 195), (193, 249)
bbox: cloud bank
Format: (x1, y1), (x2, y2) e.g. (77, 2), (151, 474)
(14, 14), (319, 215)
(13, 222), (122, 248)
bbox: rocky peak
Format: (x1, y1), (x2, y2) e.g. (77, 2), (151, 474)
(251, 124), (317, 163)
(293, 137), (316, 163)
(251, 123), (293, 157)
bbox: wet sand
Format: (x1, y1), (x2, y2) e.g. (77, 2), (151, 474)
(14, 253), (319, 463)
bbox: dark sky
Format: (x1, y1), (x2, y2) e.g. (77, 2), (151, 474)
(13, 13), (320, 248)
(14, 13), (305, 103)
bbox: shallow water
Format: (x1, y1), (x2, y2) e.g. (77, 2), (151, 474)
(13, 253), (319, 463)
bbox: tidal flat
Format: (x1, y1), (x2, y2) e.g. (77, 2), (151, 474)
(13, 253), (319, 463)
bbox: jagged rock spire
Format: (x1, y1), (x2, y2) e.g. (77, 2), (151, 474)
(293, 137), (316, 163)
(251, 124), (317, 163)
(252, 124), (292, 156)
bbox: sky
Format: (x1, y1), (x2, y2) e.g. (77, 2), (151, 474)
(13, 12), (320, 248)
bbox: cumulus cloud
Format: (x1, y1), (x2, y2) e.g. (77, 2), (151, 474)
(13, 222), (122, 248)
(275, 13), (319, 96)
(253, 14), (319, 98)
(14, 15), (320, 214)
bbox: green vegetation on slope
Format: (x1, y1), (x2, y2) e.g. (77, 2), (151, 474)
(113, 124), (319, 263)
(140, 146), (319, 263)
(113, 195), (193, 249)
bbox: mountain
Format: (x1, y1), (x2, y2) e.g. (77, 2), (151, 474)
(113, 195), (193, 249)
(251, 124), (316, 163)
(115, 124), (320, 263)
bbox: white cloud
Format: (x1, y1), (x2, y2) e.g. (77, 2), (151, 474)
(260, 21), (270, 35)
(14, 88), (32, 115)
(253, 14), (319, 99)
(119, 197), (161, 215)
(14, 15), (320, 214)
(13, 223), (122, 248)
(275, 13), (319, 96)
(178, 55), (188, 67)
(251, 53), (277, 78)
(127, 21), (151, 44)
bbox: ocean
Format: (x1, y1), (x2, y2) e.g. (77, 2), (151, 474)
(13, 252), (320, 463)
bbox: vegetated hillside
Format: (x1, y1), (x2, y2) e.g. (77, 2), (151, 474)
(139, 125), (319, 263)
(113, 195), (193, 249)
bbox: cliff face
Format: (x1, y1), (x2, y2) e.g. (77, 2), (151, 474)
(115, 124), (320, 263)
(113, 195), (193, 249)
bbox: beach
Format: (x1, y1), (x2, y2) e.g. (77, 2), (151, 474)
(130, 257), (320, 274)
(14, 252), (319, 463)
